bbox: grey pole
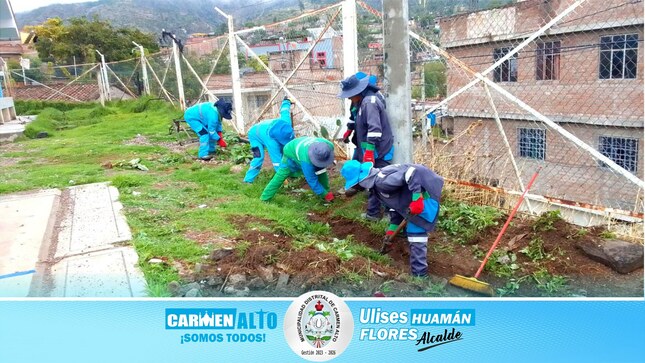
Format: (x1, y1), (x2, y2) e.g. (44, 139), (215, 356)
(383, 0), (413, 163)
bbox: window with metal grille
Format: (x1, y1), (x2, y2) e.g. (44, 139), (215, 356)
(536, 41), (561, 80)
(316, 51), (327, 67)
(599, 136), (638, 173)
(254, 94), (269, 108)
(518, 128), (545, 160)
(599, 34), (638, 79)
(493, 47), (517, 82)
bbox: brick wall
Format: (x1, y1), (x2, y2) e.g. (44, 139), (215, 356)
(443, 116), (643, 210)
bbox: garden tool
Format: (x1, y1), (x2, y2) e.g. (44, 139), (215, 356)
(379, 219), (407, 255)
(449, 167), (541, 296)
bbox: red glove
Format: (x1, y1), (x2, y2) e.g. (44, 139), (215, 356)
(217, 132), (227, 148)
(324, 192), (334, 202)
(409, 193), (424, 215)
(363, 149), (374, 163)
(342, 129), (352, 144)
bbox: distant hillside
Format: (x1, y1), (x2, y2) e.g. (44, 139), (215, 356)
(15, 0), (506, 37)
(15, 0), (301, 35)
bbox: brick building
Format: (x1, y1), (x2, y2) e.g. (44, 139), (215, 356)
(437, 0), (644, 211)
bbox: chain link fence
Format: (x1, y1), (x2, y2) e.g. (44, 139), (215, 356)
(8, 0), (643, 224)
(403, 0), (643, 222)
(7, 59), (100, 103)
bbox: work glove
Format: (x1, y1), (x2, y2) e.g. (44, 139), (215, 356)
(217, 132), (227, 148)
(283, 96), (293, 104)
(324, 191), (334, 202)
(409, 193), (424, 215)
(342, 129), (352, 144)
(363, 143), (375, 163)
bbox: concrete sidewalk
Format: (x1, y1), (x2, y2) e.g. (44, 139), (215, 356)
(0, 183), (147, 297)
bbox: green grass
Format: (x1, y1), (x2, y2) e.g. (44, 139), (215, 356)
(0, 99), (383, 295)
(437, 200), (503, 244)
(532, 210), (562, 232)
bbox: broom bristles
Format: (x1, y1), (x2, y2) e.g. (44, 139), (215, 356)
(449, 275), (496, 296)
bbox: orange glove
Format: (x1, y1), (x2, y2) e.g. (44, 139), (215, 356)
(217, 132), (227, 148)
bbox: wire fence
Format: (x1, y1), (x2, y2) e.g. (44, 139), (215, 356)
(400, 0), (644, 221)
(232, 3), (346, 137)
(6, 0), (643, 225)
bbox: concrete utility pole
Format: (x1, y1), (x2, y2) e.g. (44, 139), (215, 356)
(132, 41), (150, 95)
(215, 7), (245, 133)
(383, 0), (413, 163)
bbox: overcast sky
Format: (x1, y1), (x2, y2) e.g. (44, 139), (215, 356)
(11, 0), (98, 13)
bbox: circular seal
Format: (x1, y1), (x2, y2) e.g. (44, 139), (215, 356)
(283, 291), (354, 361)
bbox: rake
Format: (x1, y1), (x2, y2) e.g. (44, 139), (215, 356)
(449, 167), (542, 296)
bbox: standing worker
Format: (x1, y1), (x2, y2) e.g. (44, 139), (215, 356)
(260, 136), (335, 202)
(341, 72), (385, 161)
(183, 99), (232, 160)
(243, 98), (295, 183)
(338, 73), (394, 221)
(340, 160), (444, 277)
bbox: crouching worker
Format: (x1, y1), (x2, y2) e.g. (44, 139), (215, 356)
(183, 99), (233, 160)
(341, 161), (444, 277)
(243, 98), (294, 183)
(260, 136), (335, 202)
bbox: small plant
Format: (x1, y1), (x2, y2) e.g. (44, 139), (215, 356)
(520, 237), (549, 262)
(115, 158), (149, 171)
(471, 245), (485, 260)
(235, 241), (251, 258)
(432, 242), (455, 254)
(599, 230), (617, 239)
(532, 210), (562, 232)
(221, 143), (253, 164)
(424, 282), (446, 297)
(316, 241), (354, 261)
(158, 153), (188, 165)
(484, 251), (519, 278)
(438, 200), (503, 244)
(379, 281), (393, 294)
(343, 271), (364, 285)
(568, 228), (588, 239)
(532, 268), (568, 295)
(496, 278), (521, 297)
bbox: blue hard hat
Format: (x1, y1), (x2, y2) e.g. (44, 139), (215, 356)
(341, 160), (374, 190)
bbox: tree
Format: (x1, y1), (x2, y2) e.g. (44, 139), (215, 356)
(423, 61), (447, 98)
(27, 16), (159, 64)
(247, 55), (268, 72)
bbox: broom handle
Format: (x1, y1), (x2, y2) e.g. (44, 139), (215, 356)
(474, 167), (542, 278)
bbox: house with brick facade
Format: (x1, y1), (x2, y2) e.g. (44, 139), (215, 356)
(437, 0), (643, 211)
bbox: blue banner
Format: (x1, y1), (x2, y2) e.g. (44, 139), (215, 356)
(1, 296), (644, 362)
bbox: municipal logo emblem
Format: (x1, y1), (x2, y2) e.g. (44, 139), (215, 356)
(304, 300), (334, 348)
(284, 291), (354, 361)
